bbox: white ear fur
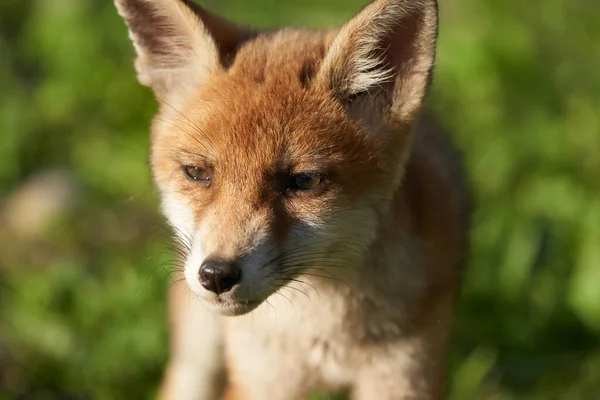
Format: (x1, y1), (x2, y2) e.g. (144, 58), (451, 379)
(114, 0), (248, 98)
(317, 0), (439, 122)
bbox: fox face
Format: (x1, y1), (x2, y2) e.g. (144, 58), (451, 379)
(116, 0), (439, 316)
(151, 40), (391, 315)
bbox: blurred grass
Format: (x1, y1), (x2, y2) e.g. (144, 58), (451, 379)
(0, 0), (599, 398)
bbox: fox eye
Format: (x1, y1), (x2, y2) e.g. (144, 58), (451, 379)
(291, 173), (325, 191)
(183, 166), (210, 185)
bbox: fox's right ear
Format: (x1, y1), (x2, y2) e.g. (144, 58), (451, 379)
(114, 0), (251, 99)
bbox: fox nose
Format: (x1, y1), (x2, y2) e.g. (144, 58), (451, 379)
(198, 260), (242, 294)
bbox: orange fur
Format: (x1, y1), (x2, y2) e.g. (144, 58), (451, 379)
(115, 0), (470, 398)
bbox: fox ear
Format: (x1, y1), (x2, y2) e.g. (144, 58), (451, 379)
(316, 0), (438, 125)
(114, 0), (251, 98)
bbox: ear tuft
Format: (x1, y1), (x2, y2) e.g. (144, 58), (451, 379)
(317, 0), (438, 122)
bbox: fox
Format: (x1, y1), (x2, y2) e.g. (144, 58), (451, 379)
(114, 0), (470, 399)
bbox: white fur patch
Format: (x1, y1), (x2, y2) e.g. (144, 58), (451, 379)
(161, 194), (196, 244)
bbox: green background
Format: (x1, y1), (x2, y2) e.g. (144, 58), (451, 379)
(1, 0), (599, 398)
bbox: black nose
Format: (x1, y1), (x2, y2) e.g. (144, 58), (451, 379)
(198, 260), (241, 294)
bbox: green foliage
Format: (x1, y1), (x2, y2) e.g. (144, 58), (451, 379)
(0, 0), (598, 398)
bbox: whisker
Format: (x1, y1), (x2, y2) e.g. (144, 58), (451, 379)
(282, 261), (359, 271)
(152, 117), (211, 152)
(264, 298), (276, 314)
(279, 256), (362, 270)
(169, 277), (187, 290)
(279, 265), (338, 279)
(155, 98), (217, 153)
(261, 237), (367, 268)
(273, 290), (297, 315)
(281, 270), (354, 291)
(287, 277), (319, 295)
(272, 280), (311, 300)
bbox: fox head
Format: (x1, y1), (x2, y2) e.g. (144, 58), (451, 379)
(115, 0), (438, 316)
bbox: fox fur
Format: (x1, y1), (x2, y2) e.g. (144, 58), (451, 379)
(114, 0), (470, 398)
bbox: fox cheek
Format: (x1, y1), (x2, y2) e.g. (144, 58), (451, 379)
(161, 194), (197, 247)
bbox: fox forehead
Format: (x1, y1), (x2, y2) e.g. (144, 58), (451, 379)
(151, 29), (388, 191)
(228, 29), (332, 86)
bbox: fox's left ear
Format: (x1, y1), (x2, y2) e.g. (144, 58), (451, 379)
(114, 0), (252, 99)
(316, 0), (438, 125)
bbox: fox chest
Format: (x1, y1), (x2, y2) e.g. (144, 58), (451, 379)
(222, 306), (362, 392)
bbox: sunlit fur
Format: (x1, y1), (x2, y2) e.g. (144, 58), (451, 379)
(115, 0), (470, 398)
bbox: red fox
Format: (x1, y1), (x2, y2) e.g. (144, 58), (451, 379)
(115, 0), (470, 398)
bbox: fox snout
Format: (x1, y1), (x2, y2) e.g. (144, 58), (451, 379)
(173, 197), (286, 316)
(198, 259), (242, 295)
(184, 243), (277, 316)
